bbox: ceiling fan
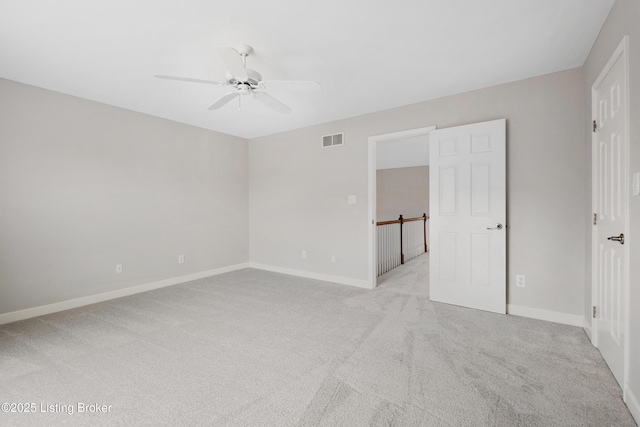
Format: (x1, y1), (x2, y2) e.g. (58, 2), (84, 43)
(155, 44), (320, 114)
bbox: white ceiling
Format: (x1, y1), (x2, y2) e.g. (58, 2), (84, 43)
(377, 135), (430, 170)
(0, 0), (613, 139)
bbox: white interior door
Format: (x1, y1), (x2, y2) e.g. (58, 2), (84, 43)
(429, 119), (506, 314)
(592, 37), (629, 389)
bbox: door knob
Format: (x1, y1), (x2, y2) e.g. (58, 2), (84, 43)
(607, 233), (624, 245)
(486, 223), (503, 230)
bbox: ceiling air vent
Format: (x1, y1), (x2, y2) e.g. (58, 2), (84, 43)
(322, 133), (344, 148)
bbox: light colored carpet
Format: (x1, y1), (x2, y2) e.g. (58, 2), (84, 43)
(0, 254), (636, 426)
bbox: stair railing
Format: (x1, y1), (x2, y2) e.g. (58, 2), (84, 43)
(376, 213), (428, 276)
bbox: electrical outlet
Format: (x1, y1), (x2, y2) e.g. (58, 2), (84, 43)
(116, 264), (123, 274)
(301, 250), (307, 259)
(348, 195), (356, 204)
(516, 274), (525, 287)
(178, 254), (185, 264)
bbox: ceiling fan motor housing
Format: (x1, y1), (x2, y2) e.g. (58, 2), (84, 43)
(226, 68), (262, 88)
(237, 83), (252, 94)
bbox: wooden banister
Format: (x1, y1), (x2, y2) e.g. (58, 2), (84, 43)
(376, 215), (428, 226)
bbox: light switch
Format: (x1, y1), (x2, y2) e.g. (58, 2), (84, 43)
(348, 195), (356, 205)
(633, 172), (640, 196)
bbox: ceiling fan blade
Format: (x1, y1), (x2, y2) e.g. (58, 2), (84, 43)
(155, 75), (222, 85)
(253, 92), (292, 114)
(258, 81), (321, 92)
(218, 47), (248, 81)
(208, 93), (239, 110)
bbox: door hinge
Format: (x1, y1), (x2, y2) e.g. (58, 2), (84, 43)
(593, 120), (597, 132)
(593, 306), (597, 318)
(593, 213), (597, 225)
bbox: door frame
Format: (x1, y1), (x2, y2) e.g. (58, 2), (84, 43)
(368, 126), (436, 288)
(590, 35), (630, 395)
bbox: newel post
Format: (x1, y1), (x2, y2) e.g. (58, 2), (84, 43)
(399, 215), (405, 264)
(422, 213), (428, 253)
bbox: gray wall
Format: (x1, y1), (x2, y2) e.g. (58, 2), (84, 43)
(376, 166), (429, 221)
(2, 68), (586, 320)
(583, 0), (640, 414)
(0, 78), (249, 315)
(250, 67), (586, 316)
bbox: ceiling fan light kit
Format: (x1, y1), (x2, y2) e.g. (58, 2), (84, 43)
(155, 44), (320, 114)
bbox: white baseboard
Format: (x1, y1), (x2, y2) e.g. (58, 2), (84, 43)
(507, 304), (583, 327)
(0, 262), (250, 326)
(625, 386), (640, 425)
(248, 263), (372, 290)
(582, 317), (593, 342)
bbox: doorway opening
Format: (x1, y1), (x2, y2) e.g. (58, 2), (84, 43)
(368, 126), (435, 288)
